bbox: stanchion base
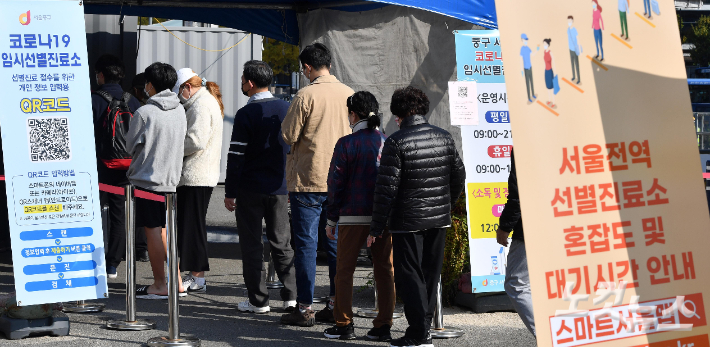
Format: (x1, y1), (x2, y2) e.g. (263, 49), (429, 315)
(312, 296), (331, 303)
(62, 302), (105, 313)
(105, 319), (157, 331)
(430, 327), (465, 339)
(266, 281), (284, 289)
(147, 335), (201, 347)
(355, 308), (402, 319)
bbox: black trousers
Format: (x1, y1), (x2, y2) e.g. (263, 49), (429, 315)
(98, 166), (147, 268)
(236, 190), (296, 307)
(0, 181), (10, 249)
(392, 228), (446, 340)
(177, 186), (213, 272)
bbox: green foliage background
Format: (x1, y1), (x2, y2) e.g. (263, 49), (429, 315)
(442, 195), (470, 305)
(690, 15), (710, 67)
(262, 38), (299, 75)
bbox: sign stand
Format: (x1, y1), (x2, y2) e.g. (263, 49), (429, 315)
(106, 186), (156, 331)
(62, 300), (104, 313)
(356, 275), (402, 319)
(430, 277), (464, 339)
(147, 193), (200, 347)
(265, 259), (284, 289)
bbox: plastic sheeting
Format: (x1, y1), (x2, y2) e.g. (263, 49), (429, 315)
(299, 6), (485, 153)
(83, 0), (496, 44)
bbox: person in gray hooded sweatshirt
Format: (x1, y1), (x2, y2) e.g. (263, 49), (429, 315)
(126, 62), (188, 299)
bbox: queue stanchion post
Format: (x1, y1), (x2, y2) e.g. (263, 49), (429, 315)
(63, 300), (105, 313)
(147, 193), (200, 347)
(429, 276), (464, 339)
(265, 258), (284, 289)
(106, 185), (156, 331)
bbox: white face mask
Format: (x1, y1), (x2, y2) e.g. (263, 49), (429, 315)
(568, 21), (573, 27)
(523, 40), (528, 46)
(144, 84), (152, 99)
(544, 44), (549, 49)
(178, 86), (190, 104)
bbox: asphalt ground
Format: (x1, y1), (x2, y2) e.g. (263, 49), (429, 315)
(0, 186), (537, 346)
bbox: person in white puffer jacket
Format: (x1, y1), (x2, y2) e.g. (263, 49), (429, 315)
(173, 68), (224, 293)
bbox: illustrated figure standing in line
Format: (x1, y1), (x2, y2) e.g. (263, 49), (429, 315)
(643, 0), (653, 19)
(567, 16), (581, 85)
(592, 0), (605, 61)
(520, 33), (539, 103)
(543, 39), (556, 108)
(619, 0), (629, 40)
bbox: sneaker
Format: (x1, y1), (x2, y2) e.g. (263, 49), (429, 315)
(389, 335), (434, 347)
(238, 300), (270, 314)
(315, 305), (335, 323)
(367, 324), (392, 341)
(107, 266), (117, 279)
(280, 308), (315, 327)
(283, 300), (297, 312)
(323, 323), (356, 340)
(137, 250), (150, 262)
(182, 274), (207, 293)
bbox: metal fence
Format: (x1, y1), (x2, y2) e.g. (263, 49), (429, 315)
(695, 113), (710, 151)
(136, 25), (262, 182)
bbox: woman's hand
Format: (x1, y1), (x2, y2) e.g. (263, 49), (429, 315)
(326, 225), (337, 240)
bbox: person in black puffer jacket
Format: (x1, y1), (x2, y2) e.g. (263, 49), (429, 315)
(369, 86), (465, 347)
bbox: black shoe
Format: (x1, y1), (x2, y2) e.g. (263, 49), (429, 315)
(323, 323), (356, 340)
(280, 309), (315, 327)
(137, 250), (149, 262)
(389, 336), (434, 347)
(366, 324), (392, 341)
(315, 305), (335, 323)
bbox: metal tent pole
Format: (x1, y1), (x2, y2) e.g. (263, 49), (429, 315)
(430, 276), (464, 339)
(106, 185), (156, 330)
(147, 193), (200, 347)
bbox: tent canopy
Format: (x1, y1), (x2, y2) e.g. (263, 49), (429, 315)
(83, 0), (497, 44)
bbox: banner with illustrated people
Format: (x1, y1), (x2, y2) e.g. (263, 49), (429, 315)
(455, 30), (513, 293)
(0, 1), (108, 306)
(494, 0), (710, 346)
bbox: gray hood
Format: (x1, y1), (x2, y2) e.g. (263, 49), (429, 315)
(147, 89), (181, 111)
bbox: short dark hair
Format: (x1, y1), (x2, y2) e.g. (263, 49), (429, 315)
(243, 60), (273, 88)
(95, 54), (125, 84)
(131, 73), (146, 91)
(568, 15), (574, 20)
(299, 43), (331, 70)
(390, 86), (429, 118)
(347, 91), (380, 130)
(144, 62), (177, 94)
(543, 38), (552, 45)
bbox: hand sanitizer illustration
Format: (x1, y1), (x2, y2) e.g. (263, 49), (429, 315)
(490, 247), (506, 276)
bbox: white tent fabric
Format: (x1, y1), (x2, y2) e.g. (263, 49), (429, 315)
(299, 6), (485, 153)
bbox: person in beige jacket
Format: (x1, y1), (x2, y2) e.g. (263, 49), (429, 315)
(173, 68), (224, 294)
(280, 43), (354, 327)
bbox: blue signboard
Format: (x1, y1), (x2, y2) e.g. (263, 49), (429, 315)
(0, 0), (108, 306)
(455, 30), (505, 83)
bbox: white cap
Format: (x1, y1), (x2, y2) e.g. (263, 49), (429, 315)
(173, 68), (198, 94)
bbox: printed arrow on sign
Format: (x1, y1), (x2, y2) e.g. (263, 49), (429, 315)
(58, 273), (64, 279)
(55, 239), (61, 245)
(57, 256), (62, 262)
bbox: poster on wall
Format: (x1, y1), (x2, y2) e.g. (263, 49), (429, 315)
(455, 30), (513, 293)
(494, 0), (710, 346)
(0, 0), (108, 306)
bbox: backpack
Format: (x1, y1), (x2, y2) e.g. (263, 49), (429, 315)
(94, 91), (133, 170)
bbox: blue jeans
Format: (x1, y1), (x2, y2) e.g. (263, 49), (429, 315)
(289, 192), (337, 305)
(594, 29), (603, 59)
(644, 0), (651, 14)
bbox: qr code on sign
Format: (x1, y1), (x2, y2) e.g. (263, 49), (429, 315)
(27, 117), (72, 162)
(458, 86), (468, 98)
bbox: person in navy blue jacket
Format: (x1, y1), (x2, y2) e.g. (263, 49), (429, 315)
(224, 60), (297, 314)
(322, 92), (395, 341)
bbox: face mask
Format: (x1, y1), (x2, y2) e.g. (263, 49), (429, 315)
(568, 21), (573, 27)
(144, 84), (152, 99)
(544, 44), (549, 49)
(179, 93), (189, 104)
(523, 40), (528, 46)
(241, 81), (250, 97)
(95, 74), (99, 86)
(593, 3), (597, 9)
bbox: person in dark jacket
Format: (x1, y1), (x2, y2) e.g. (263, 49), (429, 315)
(224, 60), (297, 313)
(369, 86), (466, 347)
(497, 150), (535, 336)
(91, 54), (144, 278)
(322, 92), (395, 341)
